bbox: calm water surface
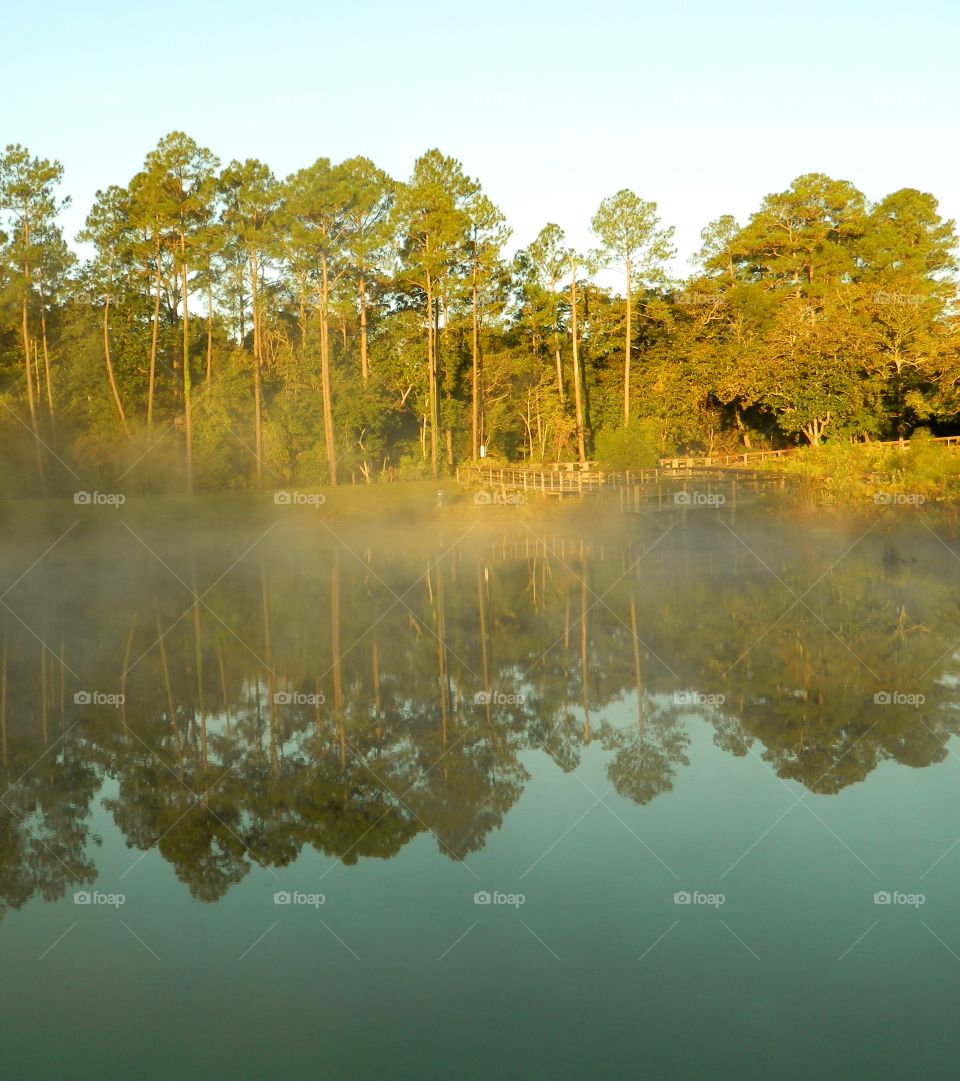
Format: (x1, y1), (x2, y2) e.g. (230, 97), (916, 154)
(2, 500), (959, 1080)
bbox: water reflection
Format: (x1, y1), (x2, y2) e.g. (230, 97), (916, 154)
(1, 509), (957, 914)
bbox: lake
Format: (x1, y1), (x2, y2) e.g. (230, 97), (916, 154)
(2, 497), (959, 1080)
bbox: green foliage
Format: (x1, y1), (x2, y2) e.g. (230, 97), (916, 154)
(594, 421), (661, 468)
(0, 137), (957, 498)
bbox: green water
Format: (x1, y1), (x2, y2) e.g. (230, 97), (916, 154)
(1, 502), (959, 1079)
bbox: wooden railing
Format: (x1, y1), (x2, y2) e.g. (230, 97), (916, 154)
(458, 436), (960, 506)
(457, 464), (792, 504)
(659, 435), (960, 470)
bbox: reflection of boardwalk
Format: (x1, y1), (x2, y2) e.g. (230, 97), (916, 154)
(457, 463), (789, 510)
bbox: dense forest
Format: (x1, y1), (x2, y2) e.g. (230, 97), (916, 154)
(1, 133), (958, 495)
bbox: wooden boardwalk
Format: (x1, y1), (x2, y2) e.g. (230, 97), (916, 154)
(458, 463), (788, 510)
(457, 435), (960, 507)
(660, 434), (960, 470)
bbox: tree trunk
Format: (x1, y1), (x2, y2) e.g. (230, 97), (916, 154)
(206, 280), (213, 391)
(319, 255), (338, 485)
(358, 274), (369, 382)
(39, 299), (54, 429)
(330, 550), (345, 770)
(471, 266), (480, 460)
(21, 294), (45, 490)
(181, 233), (193, 495)
(250, 251), (263, 486)
(623, 255), (632, 426)
(554, 344), (564, 403)
(425, 270), (438, 476)
(147, 233), (161, 430)
(570, 272), (587, 463)
(102, 293), (130, 437)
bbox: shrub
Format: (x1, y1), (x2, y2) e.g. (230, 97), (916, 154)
(594, 421), (661, 469)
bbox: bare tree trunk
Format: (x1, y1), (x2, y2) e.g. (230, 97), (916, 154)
(372, 639), (381, 750)
(156, 611), (182, 766)
(192, 599), (206, 771)
(630, 594), (644, 734)
(580, 545), (590, 742)
(206, 280), (213, 390)
(623, 255), (632, 426)
(181, 234), (193, 495)
(554, 344), (564, 403)
(102, 294), (131, 437)
(1, 632), (7, 766)
(319, 256), (338, 485)
(260, 562), (278, 775)
(425, 270), (438, 475)
(330, 550), (344, 770)
(477, 563), (492, 729)
(250, 251), (263, 486)
(22, 296), (45, 490)
(147, 235), (161, 430)
(471, 267), (479, 460)
(570, 272), (587, 463)
(359, 274), (369, 382)
(39, 304), (55, 429)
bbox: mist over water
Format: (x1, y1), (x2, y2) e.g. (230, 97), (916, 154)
(2, 501), (959, 1079)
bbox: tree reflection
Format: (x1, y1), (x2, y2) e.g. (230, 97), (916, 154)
(0, 510), (957, 908)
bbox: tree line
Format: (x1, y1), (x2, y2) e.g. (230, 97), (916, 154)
(1, 134), (958, 494)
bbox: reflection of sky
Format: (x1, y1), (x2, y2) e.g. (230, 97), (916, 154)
(7, 710), (960, 1078)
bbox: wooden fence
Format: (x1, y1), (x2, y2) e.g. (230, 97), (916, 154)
(659, 434), (960, 470)
(457, 464), (790, 507)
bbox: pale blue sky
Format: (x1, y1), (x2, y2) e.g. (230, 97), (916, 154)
(5, 0), (958, 272)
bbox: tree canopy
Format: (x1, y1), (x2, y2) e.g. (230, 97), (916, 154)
(0, 139), (957, 494)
